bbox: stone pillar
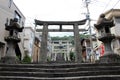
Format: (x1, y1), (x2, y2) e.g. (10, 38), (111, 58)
(6, 42), (16, 57)
(0, 18), (24, 64)
(39, 23), (48, 63)
(73, 23), (83, 62)
(99, 37), (120, 63)
(104, 40), (114, 54)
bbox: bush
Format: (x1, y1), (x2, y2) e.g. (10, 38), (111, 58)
(47, 56), (51, 62)
(70, 51), (75, 61)
(22, 55), (31, 63)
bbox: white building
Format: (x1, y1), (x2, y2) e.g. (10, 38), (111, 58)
(51, 40), (73, 61)
(104, 9), (120, 55)
(0, 0), (25, 60)
(24, 27), (35, 57)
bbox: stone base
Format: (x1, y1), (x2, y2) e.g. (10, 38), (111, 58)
(99, 53), (120, 63)
(0, 56), (20, 64)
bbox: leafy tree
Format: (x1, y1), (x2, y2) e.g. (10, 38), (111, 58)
(51, 36), (69, 40)
(79, 34), (90, 39)
(51, 34), (90, 45)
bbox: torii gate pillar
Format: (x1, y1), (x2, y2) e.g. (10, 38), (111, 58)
(39, 23), (48, 62)
(74, 23), (82, 62)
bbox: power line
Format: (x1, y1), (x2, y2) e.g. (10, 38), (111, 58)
(104, 0), (120, 17)
(102, 0), (111, 12)
(112, 0), (120, 9)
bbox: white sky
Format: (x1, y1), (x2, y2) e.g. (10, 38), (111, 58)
(13, 0), (120, 37)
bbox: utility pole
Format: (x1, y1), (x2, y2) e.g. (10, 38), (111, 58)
(83, 0), (94, 62)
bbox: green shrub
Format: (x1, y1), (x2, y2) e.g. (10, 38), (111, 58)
(70, 51), (75, 61)
(22, 55), (31, 63)
(47, 56), (51, 62)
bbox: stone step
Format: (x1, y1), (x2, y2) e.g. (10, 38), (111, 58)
(0, 66), (120, 72)
(1, 63), (120, 68)
(0, 75), (120, 80)
(1, 63), (120, 79)
(0, 70), (120, 77)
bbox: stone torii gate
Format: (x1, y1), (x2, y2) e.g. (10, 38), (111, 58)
(35, 19), (87, 63)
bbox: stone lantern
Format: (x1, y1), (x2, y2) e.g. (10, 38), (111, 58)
(1, 18), (24, 63)
(94, 14), (120, 63)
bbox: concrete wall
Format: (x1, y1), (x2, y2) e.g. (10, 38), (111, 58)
(24, 27), (35, 57)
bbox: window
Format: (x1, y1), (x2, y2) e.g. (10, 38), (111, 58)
(14, 11), (21, 23)
(62, 42), (67, 44)
(54, 42), (59, 44)
(105, 27), (110, 33)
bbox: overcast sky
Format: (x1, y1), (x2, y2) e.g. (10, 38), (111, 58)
(13, 0), (120, 37)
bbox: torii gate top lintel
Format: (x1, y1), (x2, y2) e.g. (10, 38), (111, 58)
(35, 19), (87, 26)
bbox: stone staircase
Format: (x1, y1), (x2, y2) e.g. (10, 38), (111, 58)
(0, 63), (120, 80)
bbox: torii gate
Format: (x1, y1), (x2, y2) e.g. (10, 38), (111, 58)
(35, 19), (87, 63)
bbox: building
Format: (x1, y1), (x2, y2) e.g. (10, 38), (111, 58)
(32, 32), (52, 62)
(104, 9), (120, 55)
(81, 37), (97, 62)
(23, 27), (35, 58)
(32, 32), (41, 62)
(0, 0), (25, 60)
(51, 40), (73, 61)
(32, 37), (40, 62)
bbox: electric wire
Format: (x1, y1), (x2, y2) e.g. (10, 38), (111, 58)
(108, 0), (120, 16)
(102, 0), (111, 12)
(112, 0), (120, 9)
